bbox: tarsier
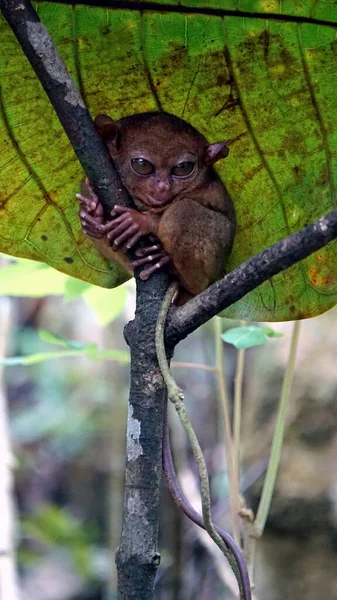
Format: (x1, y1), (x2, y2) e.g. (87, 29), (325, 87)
(77, 111), (236, 298)
(78, 112), (250, 599)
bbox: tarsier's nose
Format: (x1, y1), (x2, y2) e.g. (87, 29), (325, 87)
(157, 178), (170, 194)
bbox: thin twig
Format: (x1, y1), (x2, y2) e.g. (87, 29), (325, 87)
(172, 362), (217, 372)
(254, 320), (301, 535)
(214, 318), (241, 545)
(156, 284), (249, 599)
(247, 321), (301, 580)
(233, 322), (246, 482)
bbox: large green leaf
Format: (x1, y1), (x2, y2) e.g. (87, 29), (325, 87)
(1, 2), (337, 320)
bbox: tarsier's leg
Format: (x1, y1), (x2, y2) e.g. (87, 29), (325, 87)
(158, 199), (235, 296)
(77, 181), (171, 278)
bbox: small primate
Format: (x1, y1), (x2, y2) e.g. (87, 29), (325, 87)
(77, 114), (250, 598)
(77, 111), (236, 297)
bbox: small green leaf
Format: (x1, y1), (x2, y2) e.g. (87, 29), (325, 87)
(38, 330), (129, 361)
(64, 278), (91, 302)
(221, 325), (282, 349)
(85, 347), (129, 363)
(83, 284), (127, 326)
(0, 350), (83, 365)
(261, 327), (284, 339)
(39, 329), (92, 350)
(0, 329), (130, 366)
(21, 505), (94, 577)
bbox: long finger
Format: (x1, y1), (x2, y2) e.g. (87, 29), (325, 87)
(106, 218), (134, 240)
(79, 210), (107, 232)
(112, 224), (139, 247)
(82, 227), (105, 239)
(130, 251), (166, 268)
(84, 176), (93, 191)
(140, 255), (171, 280)
(110, 205), (130, 217)
(76, 193), (97, 212)
(118, 230), (143, 252)
(104, 213), (134, 229)
(135, 244), (162, 257)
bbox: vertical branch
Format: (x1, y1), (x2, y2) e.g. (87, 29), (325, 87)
(0, 0), (131, 214)
(115, 272), (170, 599)
(0, 4), (171, 597)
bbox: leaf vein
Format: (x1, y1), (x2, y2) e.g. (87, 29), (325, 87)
(297, 24), (336, 209)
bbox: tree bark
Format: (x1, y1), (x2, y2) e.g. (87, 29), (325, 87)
(115, 273), (171, 598)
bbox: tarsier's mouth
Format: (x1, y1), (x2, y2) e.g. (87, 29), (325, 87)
(143, 193), (173, 209)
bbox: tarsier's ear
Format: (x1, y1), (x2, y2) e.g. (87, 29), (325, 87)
(205, 141), (229, 166)
(94, 114), (121, 154)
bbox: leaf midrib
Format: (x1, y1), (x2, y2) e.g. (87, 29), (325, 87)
(40, 0), (337, 30)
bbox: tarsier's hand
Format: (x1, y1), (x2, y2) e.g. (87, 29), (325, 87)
(107, 205), (154, 251)
(76, 180), (171, 280)
(77, 178), (105, 239)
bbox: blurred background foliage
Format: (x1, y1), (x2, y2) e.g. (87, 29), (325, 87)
(2, 256), (337, 599)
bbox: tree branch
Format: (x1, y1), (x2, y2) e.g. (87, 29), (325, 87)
(115, 273), (170, 599)
(0, 0), (132, 215)
(167, 210), (337, 346)
(0, 2), (170, 598)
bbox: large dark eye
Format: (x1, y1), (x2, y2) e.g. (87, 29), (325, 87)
(131, 158), (154, 176)
(171, 161), (195, 177)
